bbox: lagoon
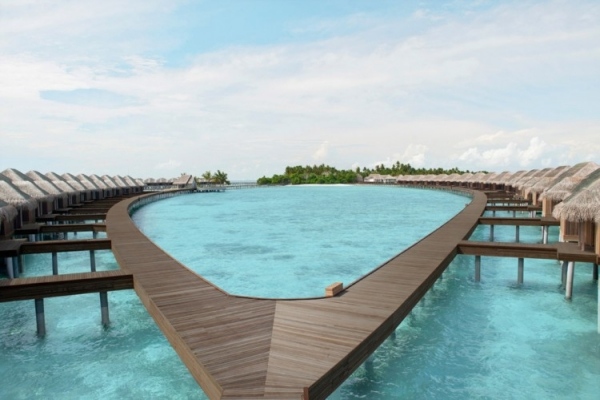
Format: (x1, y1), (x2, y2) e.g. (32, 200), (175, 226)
(0, 186), (597, 399)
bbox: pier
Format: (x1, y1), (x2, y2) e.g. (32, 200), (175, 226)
(2, 184), (598, 398)
(105, 189), (487, 399)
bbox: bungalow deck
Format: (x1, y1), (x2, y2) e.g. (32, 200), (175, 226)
(105, 189), (487, 399)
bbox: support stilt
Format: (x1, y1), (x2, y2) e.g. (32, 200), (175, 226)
(518, 258), (524, 284)
(565, 261), (575, 300)
(100, 291), (109, 326)
(12, 256), (19, 278)
(561, 261), (568, 286)
(475, 255), (481, 282)
(35, 298), (46, 336)
(90, 250), (96, 272)
(490, 225), (495, 242)
(593, 264), (598, 281)
(52, 252), (58, 275)
(542, 226), (549, 244)
(5, 257), (14, 279)
(515, 226), (520, 243)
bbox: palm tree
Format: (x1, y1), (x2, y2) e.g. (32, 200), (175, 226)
(201, 171), (213, 182)
(213, 170), (230, 185)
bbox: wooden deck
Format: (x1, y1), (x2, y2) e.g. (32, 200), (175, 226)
(105, 189), (487, 399)
(457, 241), (598, 263)
(478, 217), (559, 226)
(0, 270), (133, 302)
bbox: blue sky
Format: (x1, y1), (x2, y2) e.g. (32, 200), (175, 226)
(1, 0), (598, 179)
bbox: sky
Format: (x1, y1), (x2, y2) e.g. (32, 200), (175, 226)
(1, 0), (599, 180)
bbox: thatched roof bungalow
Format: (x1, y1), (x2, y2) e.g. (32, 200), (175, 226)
(100, 175), (122, 197)
(522, 166), (570, 205)
(463, 172), (487, 189)
(173, 174), (197, 189)
(506, 169), (539, 194)
(539, 162), (600, 217)
(88, 174), (114, 198)
(61, 173), (94, 201)
(0, 199), (18, 238)
(1, 168), (55, 215)
(552, 169), (600, 253)
(76, 174), (105, 200)
(0, 178), (39, 227)
(26, 170), (71, 209)
(48, 172), (85, 204)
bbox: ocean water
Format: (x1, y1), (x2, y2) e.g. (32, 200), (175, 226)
(0, 186), (597, 399)
(130, 185), (467, 298)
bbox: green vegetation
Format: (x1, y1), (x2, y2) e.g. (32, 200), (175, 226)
(257, 163), (473, 185)
(197, 170), (230, 185)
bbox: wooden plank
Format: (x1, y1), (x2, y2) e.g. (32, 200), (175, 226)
(20, 239), (111, 254)
(40, 224), (106, 233)
(0, 270), (133, 302)
(457, 241), (556, 259)
(55, 214), (106, 222)
(478, 217), (559, 226)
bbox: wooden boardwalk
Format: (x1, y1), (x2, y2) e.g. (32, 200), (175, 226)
(106, 189), (487, 399)
(0, 270), (133, 302)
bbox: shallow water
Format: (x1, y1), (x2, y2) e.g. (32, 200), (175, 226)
(1, 186), (598, 399)
(131, 185), (467, 298)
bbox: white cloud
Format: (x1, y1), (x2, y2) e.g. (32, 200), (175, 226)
(0, 1), (598, 179)
(313, 141), (329, 161)
(155, 160), (182, 170)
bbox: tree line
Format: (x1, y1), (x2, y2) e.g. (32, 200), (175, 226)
(256, 163), (475, 185)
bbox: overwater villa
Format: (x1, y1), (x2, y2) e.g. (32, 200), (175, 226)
(1, 165), (598, 400)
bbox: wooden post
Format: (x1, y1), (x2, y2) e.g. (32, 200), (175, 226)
(475, 255), (481, 282)
(489, 225), (495, 242)
(518, 258), (524, 284)
(492, 210), (496, 217)
(565, 261), (575, 300)
(561, 261), (568, 286)
(5, 257), (14, 279)
(593, 264), (598, 281)
(90, 250), (96, 272)
(35, 298), (46, 336)
(542, 226), (549, 244)
(12, 256), (19, 278)
(52, 251), (58, 275)
(100, 291), (109, 326)
(515, 226), (520, 243)
(18, 254), (24, 274)
(513, 210), (516, 218)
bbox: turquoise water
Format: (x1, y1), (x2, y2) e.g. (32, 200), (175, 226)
(1, 186), (598, 399)
(131, 185), (467, 298)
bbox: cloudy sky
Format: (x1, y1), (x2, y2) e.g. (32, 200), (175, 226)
(1, 0), (598, 180)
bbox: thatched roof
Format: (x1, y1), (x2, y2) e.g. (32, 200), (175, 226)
(522, 166), (570, 196)
(500, 170), (526, 184)
(26, 170), (71, 201)
(61, 173), (88, 191)
(111, 175), (128, 188)
(101, 175), (119, 188)
(0, 199), (18, 223)
(541, 161), (600, 201)
(488, 171), (512, 184)
(480, 172), (499, 183)
(1, 168), (54, 202)
(122, 176), (141, 188)
(89, 174), (110, 189)
(464, 172), (486, 182)
(510, 169), (539, 187)
(552, 172), (600, 222)
(76, 174), (102, 190)
(0, 179), (38, 210)
(134, 178), (145, 186)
